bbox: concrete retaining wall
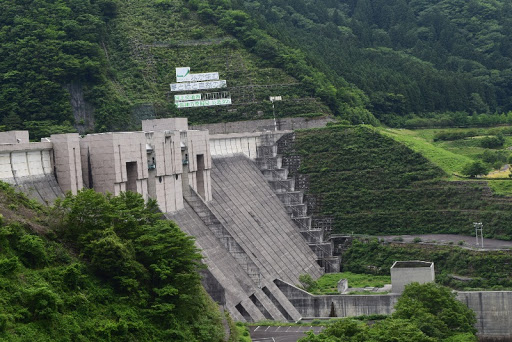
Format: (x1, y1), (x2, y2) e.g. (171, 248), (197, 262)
(458, 291), (512, 340)
(275, 279), (399, 318)
(191, 116), (334, 134)
(0, 141), (63, 203)
(276, 279), (512, 339)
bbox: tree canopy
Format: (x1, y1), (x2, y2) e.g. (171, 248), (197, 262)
(0, 184), (226, 341)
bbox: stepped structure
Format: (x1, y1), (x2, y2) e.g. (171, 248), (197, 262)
(255, 132), (340, 272)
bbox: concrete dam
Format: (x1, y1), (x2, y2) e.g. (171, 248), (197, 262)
(1, 117), (512, 340)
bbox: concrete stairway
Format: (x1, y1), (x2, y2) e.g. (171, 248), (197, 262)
(183, 189), (262, 285)
(255, 133), (340, 273)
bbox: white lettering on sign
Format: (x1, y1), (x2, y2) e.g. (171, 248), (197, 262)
(174, 94), (202, 102)
(170, 80), (227, 92)
(175, 98), (232, 108)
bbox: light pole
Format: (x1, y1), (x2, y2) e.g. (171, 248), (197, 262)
(269, 96), (282, 131)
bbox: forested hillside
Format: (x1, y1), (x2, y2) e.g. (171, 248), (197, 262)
(5, 0), (511, 136)
(0, 183), (227, 341)
(0, 0), (341, 139)
(238, 0), (512, 126)
(286, 125), (512, 238)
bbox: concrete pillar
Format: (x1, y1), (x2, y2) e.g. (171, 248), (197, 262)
(51, 133), (83, 195)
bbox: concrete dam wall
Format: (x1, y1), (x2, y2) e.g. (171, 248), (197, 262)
(3, 119), (512, 339)
(168, 154), (323, 322)
(0, 139), (63, 203)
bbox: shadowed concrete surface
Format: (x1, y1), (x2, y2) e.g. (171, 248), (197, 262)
(10, 175), (63, 204)
(209, 154), (323, 283)
(250, 325), (324, 342)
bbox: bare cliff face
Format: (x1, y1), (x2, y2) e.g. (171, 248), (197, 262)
(65, 82), (95, 134)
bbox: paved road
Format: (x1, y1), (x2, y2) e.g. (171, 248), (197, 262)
(249, 325), (323, 342)
(378, 234), (512, 250)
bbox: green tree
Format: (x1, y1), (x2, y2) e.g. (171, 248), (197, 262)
(393, 283), (477, 339)
(461, 160), (491, 177)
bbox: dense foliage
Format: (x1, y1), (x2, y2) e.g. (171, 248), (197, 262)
(237, 0), (512, 127)
(343, 238), (512, 290)
(0, 184), (225, 341)
(287, 125), (512, 238)
(298, 283), (476, 342)
(0, 0), (120, 138)
(3, 0), (512, 132)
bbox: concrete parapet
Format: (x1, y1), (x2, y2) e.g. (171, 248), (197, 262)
(0, 131), (29, 144)
(142, 118), (189, 132)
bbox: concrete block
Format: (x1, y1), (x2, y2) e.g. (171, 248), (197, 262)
(391, 261), (435, 294)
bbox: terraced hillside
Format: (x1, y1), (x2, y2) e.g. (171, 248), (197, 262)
(101, 0), (331, 129)
(283, 125), (512, 239)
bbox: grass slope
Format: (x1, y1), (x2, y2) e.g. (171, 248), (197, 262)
(383, 127), (512, 195)
(287, 125), (512, 239)
(380, 128), (472, 175)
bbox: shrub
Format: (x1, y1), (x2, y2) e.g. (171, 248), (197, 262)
(480, 134), (505, 148)
(17, 234), (48, 268)
(413, 237), (422, 243)
(0, 256), (19, 275)
(298, 274), (318, 292)
(25, 286), (62, 320)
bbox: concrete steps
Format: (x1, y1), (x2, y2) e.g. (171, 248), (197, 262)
(276, 191), (304, 205)
(255, 133), (341, 273)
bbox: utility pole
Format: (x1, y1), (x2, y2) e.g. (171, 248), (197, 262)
(474, 222), (483, 248)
